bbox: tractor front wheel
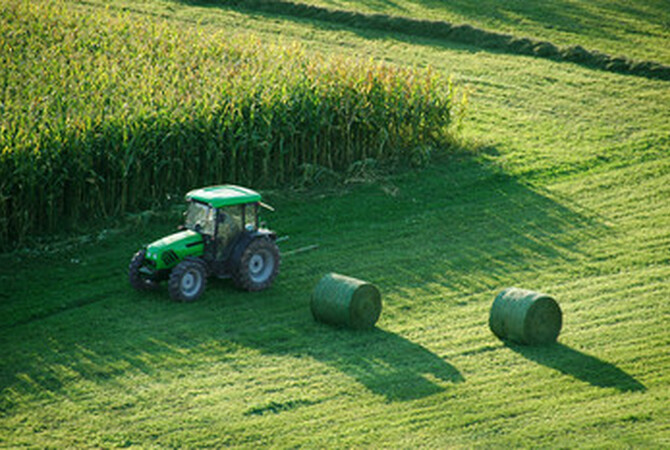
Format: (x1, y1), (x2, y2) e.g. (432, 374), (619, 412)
(168, 258), (208, 302)
(129, 249), (159, 291)
(233, 238), (280, 291)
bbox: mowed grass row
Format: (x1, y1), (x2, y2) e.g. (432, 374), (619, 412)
(281, 0), (670, 66)
(0, 0), (462, 250)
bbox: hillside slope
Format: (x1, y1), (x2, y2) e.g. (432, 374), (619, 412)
(1, 0), (668, 446)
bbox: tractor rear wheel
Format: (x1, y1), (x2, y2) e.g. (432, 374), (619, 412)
(233, 238), (280, 291)
(168, 258), (208, 302)
(129, 249), (159, 291)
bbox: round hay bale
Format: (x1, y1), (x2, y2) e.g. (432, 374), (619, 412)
(489, 287), (562, 345)
(311, 273), (382, 329)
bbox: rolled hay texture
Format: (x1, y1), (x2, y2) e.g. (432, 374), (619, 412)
(311, 273), (382, 329)
(489, 287), (562, 345)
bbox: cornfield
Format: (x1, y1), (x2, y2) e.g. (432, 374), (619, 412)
(0, 0), (464, 250)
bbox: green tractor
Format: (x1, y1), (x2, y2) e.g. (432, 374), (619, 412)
(128, 185), (280, 302)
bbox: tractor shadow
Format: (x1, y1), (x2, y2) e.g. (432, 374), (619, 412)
(506, 342), (646, 392)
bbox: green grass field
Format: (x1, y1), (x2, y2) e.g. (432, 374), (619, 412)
(1, 0), (669, 446)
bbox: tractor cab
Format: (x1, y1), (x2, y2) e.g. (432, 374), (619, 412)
(129, 185), (280, 302)
(186, 186), (260, 248)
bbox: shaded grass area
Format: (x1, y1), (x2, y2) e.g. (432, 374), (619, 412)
(506, 343), (646, 392)
(187, 0), (670, 80)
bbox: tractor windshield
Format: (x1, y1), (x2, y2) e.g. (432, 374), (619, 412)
(184, 201), (215, 235)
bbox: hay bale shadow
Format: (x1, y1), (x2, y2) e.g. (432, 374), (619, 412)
(506, 342), (646, 392)
(313, 327), (465, 401)
(236, 323), (464, 402)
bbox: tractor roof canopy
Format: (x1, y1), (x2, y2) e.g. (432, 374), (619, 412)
(185, 185), (261, 208)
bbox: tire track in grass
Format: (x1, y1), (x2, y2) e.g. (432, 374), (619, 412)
(203, 0), (670, 81)
(4, 288), (125, 329)
(1, 264), (127, 330)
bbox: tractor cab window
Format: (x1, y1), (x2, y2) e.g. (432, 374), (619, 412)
(216, 205), (243, 247)
(185, 201), (215, 236)
(244, 203), (258, 231)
